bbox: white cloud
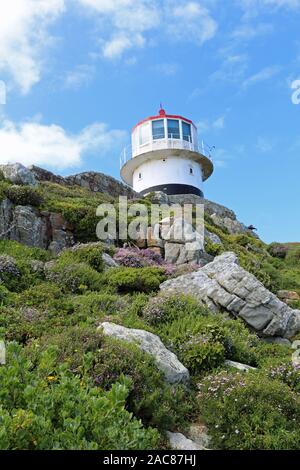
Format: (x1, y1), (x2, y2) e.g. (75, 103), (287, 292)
(103, 34), (145, 59)
(0, 119), (127, 169)
(63, 64), (95, 89)
(238, 0), (300, 17)
(242, 65), (280, 88)
(231, 22), (273, 39)
(77, 0), (160, 58)
(76, 0), (217, 59)
(210, 54), (249, 83)
(0, 0), (65, 94)
(196, 116), (226, 133)
(166, 1), (218, 45)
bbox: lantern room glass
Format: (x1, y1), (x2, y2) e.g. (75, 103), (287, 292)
(152, 119), (165, 140)
(167, 119), (180, 139)
(182, 121), (192, 142)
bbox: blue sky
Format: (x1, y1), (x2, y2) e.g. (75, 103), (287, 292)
(0, 0), (300, 243)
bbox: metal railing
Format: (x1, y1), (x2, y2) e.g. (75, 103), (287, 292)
(120, 136), (213, 169)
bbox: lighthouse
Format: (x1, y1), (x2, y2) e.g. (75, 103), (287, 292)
(120, 108), (214, 197)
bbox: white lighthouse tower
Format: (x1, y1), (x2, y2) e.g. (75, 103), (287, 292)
(120, 108), (214, 197)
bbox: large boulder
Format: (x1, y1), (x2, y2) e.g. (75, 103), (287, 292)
(99, 322), (190, 384)
(160, 252), (300, 338)
(0, 163), (37, 186)
(10, 206), (48, 248)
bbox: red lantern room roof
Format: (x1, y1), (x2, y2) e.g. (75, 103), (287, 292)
(132, 108), (195, 132)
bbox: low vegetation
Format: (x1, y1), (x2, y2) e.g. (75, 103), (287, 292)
(0, 178), (300, 450)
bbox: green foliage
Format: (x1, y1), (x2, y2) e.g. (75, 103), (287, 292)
(90, 336), (193, 430)
(104, 267), (166, 294)
(198, 370), (300, 450)
(46, 260), (103, 294)
(0, 179), (12, 202)
(286, 247), (300, 266)
(39, 182), (113, 243)
(59, 244), (105, 272)
(0, 240), (50, 263)
(4, 185), (43, 207)
(0, 242), (50, 293)
(204, 239), (224, 257)
(146, 295), (261, 373)
(0, 342), (158, 450)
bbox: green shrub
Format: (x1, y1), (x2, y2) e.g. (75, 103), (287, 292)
(105, 267), (166, 294)
(0, 179), (11, 202)
(26, 327), (102, 374)
(286, 247), (300, 266)
(0, 240), (50, 262)
(143, 294), (208, 326)
(146, 295), (259, 372)
(59, 244), (104, 272)
(0, 342), (159, 450)
(90, 336), (193, 430)
(198, 370), (300, 450)
(205, 239), (224, 257)
(46, 260), (103, 294)
(5, 185), (43, 207)
(0, 285), (13, 306)
(72, 292), (130, 320)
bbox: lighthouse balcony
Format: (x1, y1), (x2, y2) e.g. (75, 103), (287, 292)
(120, 137), (213, 168)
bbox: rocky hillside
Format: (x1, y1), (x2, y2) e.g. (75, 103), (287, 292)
(0, 163), (300, 450)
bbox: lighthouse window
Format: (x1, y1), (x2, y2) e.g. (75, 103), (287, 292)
(139, 122), (151, 145)
(182, 122), (192, 142)
(152, 119), (165, 140)
(167, 119), (180, 139)
(189, 167), (194, 175)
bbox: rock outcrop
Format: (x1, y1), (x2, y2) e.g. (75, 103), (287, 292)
(66, 171), (139, 199)
(163, 192), (258, 237)
(0, 199), (74, 254)
(99, 322), (190, 384)
(30, 165), (139, 199)
(0, 163), (37, 186)
(160, 252), (300, 338)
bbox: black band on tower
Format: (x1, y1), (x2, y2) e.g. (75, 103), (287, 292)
(140, 184), (204, 197)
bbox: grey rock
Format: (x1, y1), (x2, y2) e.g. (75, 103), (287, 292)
(66, 171), (138, 199)
(205, 228), (223, 246)
(0, 199), (13, 238)
(10, 206), (48, 248)
(99, 322), (190, 384)
(29, 165), (67, 185)
(224, 360), (256, 372)
(160, 252), (300, 338)
(166, 432), (203, 451)
(102, 252), (118, 268)
(0, 163), (37, 186)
